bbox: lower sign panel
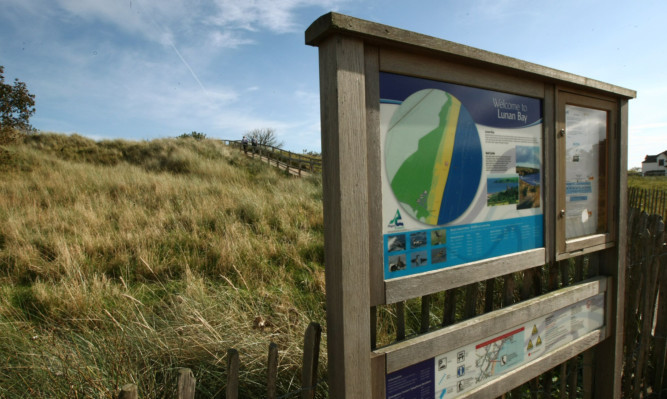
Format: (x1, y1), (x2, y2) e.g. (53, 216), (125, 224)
(385, 293), (604, 398)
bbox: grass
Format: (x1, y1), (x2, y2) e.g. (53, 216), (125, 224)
(0, 133), (326, 397)
(2, 133), (662, 397)
(627, 174), (667, 190)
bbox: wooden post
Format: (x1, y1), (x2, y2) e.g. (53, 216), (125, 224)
(226, 348), (239, 399)
(559, 364), (567, 399)
(315, 33), (371, 398)
(464, 283), (478, 320)
(654, 253), (667, 394)
(119, 384), (138, 399)
(567, 357), (578, 398)
(420, 294), (431, 334)
(177, 368), (196, 399)
(267, 343), (278, 399)
(502, 274), (515, 307)
(593, 98), (629, 399)
(633, 218), (664, 398)
(396, 301), (406, 341)
(442, 289), (457, 327)
(484, 279), (495, 313)
(301, 322), (322, 399)
(583, 349), (595, 399)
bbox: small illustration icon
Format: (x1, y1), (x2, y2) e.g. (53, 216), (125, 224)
(389, 209), (404, 228)
(457, 366), (465, 377)
(457, 351), (465, 363)
(438, 357), (447, 371)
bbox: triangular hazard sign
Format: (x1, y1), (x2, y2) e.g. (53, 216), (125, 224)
(536, 336), (542, 346)
(532, 324), (538, 335)
(527, 340), (533, 350)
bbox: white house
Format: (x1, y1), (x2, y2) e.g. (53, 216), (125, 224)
(642, 150), (667, 176)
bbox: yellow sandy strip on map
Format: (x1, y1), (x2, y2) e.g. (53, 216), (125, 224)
(426, 97), (460, 225)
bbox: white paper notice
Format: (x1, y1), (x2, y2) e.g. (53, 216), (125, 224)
(564, 105), (607, 239)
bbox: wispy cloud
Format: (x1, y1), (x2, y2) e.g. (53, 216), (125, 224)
(209, 31), (255, 49)
(207, 0), (346, 33)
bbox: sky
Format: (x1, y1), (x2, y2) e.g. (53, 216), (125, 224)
(1, 0), (665, 167)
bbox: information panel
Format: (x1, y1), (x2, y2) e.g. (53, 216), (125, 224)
(385, 294), (605, 398)
(381, 73), (544, 280)
(564, 105), (607, 239)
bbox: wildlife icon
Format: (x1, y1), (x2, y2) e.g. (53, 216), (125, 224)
(388, 254), (407, 272)
(410, 251), (428, 267)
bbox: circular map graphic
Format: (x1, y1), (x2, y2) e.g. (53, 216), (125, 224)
(385, 89), (482, 225)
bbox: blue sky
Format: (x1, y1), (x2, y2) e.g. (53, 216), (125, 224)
(1, 0), (664, 167)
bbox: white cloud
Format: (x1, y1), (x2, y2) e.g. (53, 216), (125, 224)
(209, 31), (255, 49)
(207, 0), (347, 33)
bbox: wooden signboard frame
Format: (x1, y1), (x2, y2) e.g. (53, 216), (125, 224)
(306, 12), (635, 398)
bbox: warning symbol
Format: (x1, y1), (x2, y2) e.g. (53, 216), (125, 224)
(527, 339), (534, 350)
(536, 336), (542, 346)
(532, 324), (538, 335)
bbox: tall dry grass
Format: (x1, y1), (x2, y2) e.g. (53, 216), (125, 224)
(0, 133), (326, 397)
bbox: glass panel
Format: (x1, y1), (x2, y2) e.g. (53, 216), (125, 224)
(565, 105), (607, 239)
(379, 72), (544, 280)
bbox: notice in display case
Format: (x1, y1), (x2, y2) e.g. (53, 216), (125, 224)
(564, 105), (607, 239)
(385, 294), (605, 398)
(381, 73), (543, 280)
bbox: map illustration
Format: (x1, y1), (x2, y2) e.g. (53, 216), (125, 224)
(385, 89), (482, 226)
(474, 328), (524, 382)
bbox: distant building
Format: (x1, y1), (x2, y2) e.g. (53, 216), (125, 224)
(642, 150), (667, 176)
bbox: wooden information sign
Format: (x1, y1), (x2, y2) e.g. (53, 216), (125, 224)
(306, 12), (634, 398)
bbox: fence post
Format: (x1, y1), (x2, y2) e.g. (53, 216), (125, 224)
(634, 219), (664, 398)
(177, 368), (196, 399)
(119, 384), (138, 399)
(267, 342), (279, 399)
(654, 244), (667, 392)
(301, 322), (322, 399)
(227, 348), (239, 399)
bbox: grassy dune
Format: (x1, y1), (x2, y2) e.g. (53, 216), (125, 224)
(0, 133), (326, 397)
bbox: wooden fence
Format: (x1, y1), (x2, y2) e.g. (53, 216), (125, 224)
(629, 187), (667, 222)
(622, 197), (667, 398)
(116, 323), (322, 399)
(224, 140), (322, 176)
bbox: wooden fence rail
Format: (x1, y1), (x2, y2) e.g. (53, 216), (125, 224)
(224, 140), (322, 176)
(116, 322), (322, 399)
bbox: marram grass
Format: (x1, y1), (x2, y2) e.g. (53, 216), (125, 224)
(0, 133), (327, 398)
